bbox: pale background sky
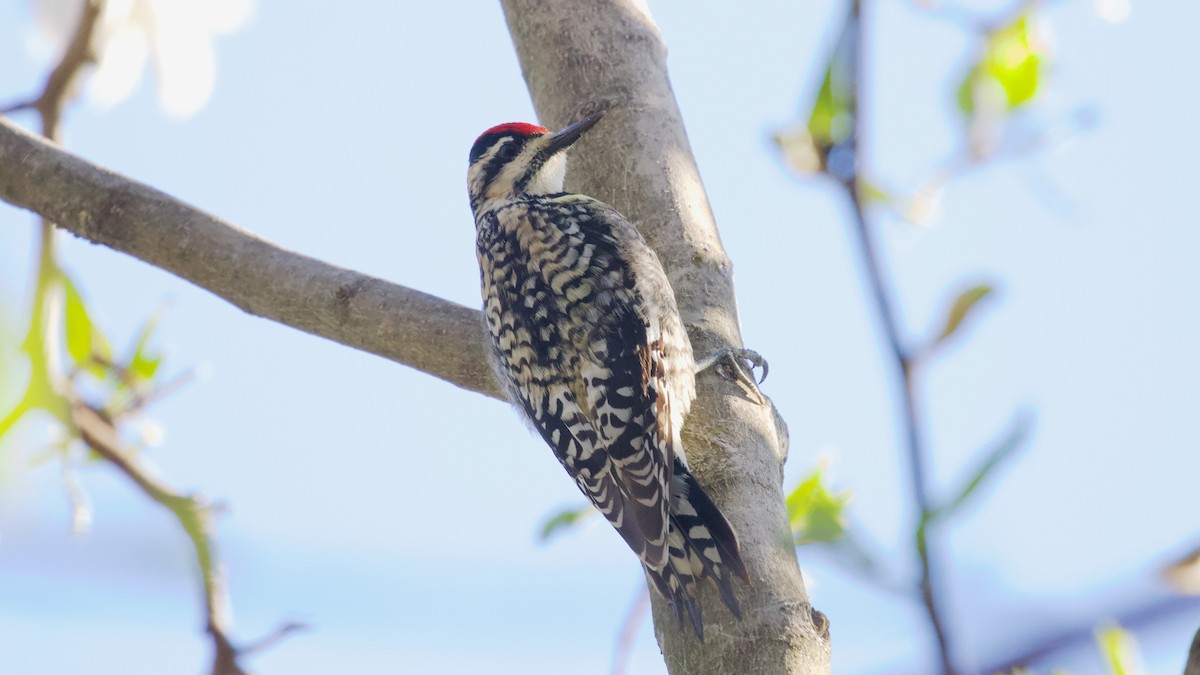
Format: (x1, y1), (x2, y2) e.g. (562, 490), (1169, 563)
(1, 1), (1198, 674)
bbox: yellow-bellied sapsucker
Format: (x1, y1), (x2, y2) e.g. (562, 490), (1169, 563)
(468, 110), (756, 639)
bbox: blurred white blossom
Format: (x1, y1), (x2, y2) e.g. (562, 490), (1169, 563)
(1095, 0), (1132, 24)
(904, 177), (946, 228)
(131, 418), (166, 448)
(31, 0), (253, 118)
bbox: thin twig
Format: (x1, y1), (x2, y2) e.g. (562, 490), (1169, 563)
(122, 368), (198, 414)
(981, 594), (1200, 674)
(845, 172), (956, 675)
(35, 0), (104, 140)
(84, 352), (200, 418)
(240, 622), (309, 656)
(842, 0), (956, 672)
(71, 401), (304, 674)
(0, 98), (37, 116)
(611, 589), (651, 675)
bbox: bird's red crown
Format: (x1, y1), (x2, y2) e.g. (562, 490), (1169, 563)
(476, 122), (548, 142)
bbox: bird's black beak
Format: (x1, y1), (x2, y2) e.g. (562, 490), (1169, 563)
(544, 110), (606, 156)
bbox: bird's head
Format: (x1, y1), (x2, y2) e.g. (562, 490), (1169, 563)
(467, 110), (606, 214)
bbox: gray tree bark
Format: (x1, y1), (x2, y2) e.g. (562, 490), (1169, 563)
(0, 1), (830, 672)
(1186, 626), (1200, 675)
(502, 2), (827, 673)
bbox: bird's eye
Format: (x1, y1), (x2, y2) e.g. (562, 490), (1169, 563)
(497, 142), (519, 162)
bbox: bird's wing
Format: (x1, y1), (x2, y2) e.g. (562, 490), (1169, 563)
(568, 202), (682, 571)
(512, 384), (652, 560)
(579, 300), (674, 570)
(478, 205), (660, 565)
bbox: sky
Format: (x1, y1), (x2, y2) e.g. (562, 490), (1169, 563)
(1, 1), (1198, 674)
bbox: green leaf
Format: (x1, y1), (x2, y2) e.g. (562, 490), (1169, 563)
(957, 13), (1046, 117)
(807, 24), (854, 148)
(62, 278), (93, 365)
(990, 15), (1043, 108)
(860, 180), (893, 206)
(538, 504), (594, 542)
(5, 278), (72, 434)
(0, 393), (35, 439)
(60, 273), (111, 374)
(786, 465), (851, 545)
(1095, 623), (1145, 675)
(808, 64), (845, 146)
(935, 283), (995, 345)
(956, 65), (985, 116)
(929, 410), (1033, 522)
(127, 307), (165, 382)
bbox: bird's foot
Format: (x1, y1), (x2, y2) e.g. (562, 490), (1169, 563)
(695, 347), (769, 404)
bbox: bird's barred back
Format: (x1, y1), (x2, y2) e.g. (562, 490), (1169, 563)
(478, 195), (676, 564)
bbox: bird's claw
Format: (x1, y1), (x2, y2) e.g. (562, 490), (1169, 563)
(696, 347), (769, 404)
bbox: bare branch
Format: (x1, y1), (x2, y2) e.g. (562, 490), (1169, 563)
(0, 98), (37, 115)
(0, 116), (500, 400)
(611, 589), (651, 675)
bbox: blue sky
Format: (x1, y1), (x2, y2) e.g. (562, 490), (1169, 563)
(1, 1), (1198, 674)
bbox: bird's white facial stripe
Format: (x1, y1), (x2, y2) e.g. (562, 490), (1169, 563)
(527, 153), (567, 195)
(467, 137), (515, 191)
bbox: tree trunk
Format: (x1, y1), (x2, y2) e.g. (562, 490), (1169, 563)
(501, 1), (830, 672)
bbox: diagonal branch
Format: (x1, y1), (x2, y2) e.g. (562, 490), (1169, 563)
(0, 116), (500, 400)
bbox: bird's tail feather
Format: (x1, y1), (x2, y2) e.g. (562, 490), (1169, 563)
(645, 459), (749, 641)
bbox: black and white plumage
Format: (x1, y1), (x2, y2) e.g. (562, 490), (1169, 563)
(468, 111), (749, 638)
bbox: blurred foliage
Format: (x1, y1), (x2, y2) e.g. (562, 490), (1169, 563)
(773, 4), (856, 176)
(1, 261), (74, 438)
(539, 503), (595, 542)
(786, 464), (851, 545)
(1095, 624), (1146, 675)
(925, 410), (1033, 526)
(0, 245), (170, 485)
(808, 60), (852, 152)
(127, 309), (166, 383)
(932, 283), (995, 349)
(62, 273), (112, 378)
(957, 13), (1047, 118)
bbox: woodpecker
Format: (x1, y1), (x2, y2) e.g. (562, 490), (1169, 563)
(468, 110), (758, 639)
